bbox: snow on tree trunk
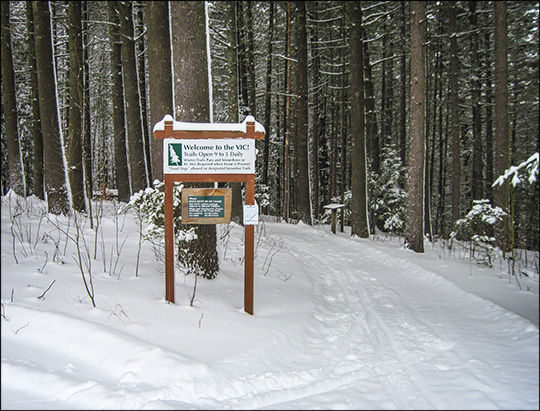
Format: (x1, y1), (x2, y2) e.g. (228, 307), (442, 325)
(1, 2), (25, 196)
(33, 1), (70, 215)
(109, 1), (130, 203)
(119, 0), (147, 194)
(147, 0), (173, 184)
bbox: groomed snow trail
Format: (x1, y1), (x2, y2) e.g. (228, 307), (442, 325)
(231, 222), (538, 410)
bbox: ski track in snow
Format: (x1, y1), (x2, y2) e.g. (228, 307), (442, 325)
(256, 227), (452, 409)
(236, 223), (537, 410)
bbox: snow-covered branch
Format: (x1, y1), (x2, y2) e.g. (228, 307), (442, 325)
(492, 152), (539, 187)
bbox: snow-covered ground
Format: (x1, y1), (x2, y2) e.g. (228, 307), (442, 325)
(1, 193), (538, 409)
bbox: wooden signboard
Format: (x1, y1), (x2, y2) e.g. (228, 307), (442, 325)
(181, 188), (232, 224)
(153, 114), (264, 315)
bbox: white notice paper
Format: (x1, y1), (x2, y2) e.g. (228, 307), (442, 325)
(243, 203), (259, 225)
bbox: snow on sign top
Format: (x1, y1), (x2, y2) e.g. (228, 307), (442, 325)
(153, 114), (265, 140)
(323, 203), (346, 210)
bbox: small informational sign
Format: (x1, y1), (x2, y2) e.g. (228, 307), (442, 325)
(164, 139), (255, 174)
(188, 195), (225, 218)
(181, 188), (232, 224)
(243, 203), (259, 226)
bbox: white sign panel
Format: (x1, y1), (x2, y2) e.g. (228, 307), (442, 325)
(243, 203), (259, 225)
(164, 139), (255, 174)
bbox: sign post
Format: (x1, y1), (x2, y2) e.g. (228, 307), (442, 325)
(153, 115), (264, 315)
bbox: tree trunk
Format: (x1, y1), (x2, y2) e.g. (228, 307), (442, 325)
(340, 22), (348, 233)
(433, 25), (444, 236)
(109, 2), (130, 203)
(449, 1), (461, 224)
(136, 3), (152, 187)
(405, 1), (426, 253)
(282, 2), (291, 222)
(246, 1), (256, 117)
(309, 1), (320, 220)
(364, 40), (378, 176)
(146, 0), (173, 184)
(225, 1), (243, 224)
(67, 1), (86, 212)
(171, 1), (218, 279)
(425, 132), (433, 240)
(294, 1), (311, 225)
(262, 1), (274, 216)
(493, 0), (510, 250)
(399, 0), (407, 186)
(82, 1), (93, 211)
(236, 1), (249, 115)
(364, 40), (379, 233)
(469, 1), (483, 202)
(348, 2), (369, 238)
(119, 0), (147, 194)
(33, 0), (70, 215)
(330, 79), (338, 204)
(2, 1), (25, 196)
(26, 1), (44, 199)
(484, 30), (494, 203)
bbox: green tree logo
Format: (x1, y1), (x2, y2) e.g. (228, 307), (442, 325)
(168, 143), (182, 166)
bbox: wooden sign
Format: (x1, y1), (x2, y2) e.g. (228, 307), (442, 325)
(153, 114), (265, 315)
(181, 188), (232, 224)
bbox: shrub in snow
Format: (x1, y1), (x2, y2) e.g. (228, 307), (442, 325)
(450, 199), (507, 267)
(119, 180), (197, 270)
(368, 147), (407, 234)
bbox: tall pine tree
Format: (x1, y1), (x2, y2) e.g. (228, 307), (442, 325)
(170, 1), (219, 279)
(404, 1), (426, 253)
(33, 0), (70, 215)
(1, 2), (24, 196)
(349, 2), (369, 238)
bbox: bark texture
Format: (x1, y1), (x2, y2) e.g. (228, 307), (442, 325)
(1, 2), (24, 196)
(147, 0), (173, 184)
(171, 1), (218, 279)
(67, 1), (86, 212)
(33, 0), (70, 214)
(294, 1), (311, 225)
(119, 0), (147, 194)
(109, 1), (130, 202)
(405, 1), (426, 253)
(349, 2), (369, 238)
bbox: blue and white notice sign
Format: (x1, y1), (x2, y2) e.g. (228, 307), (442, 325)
(164, 139), (255, 174)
